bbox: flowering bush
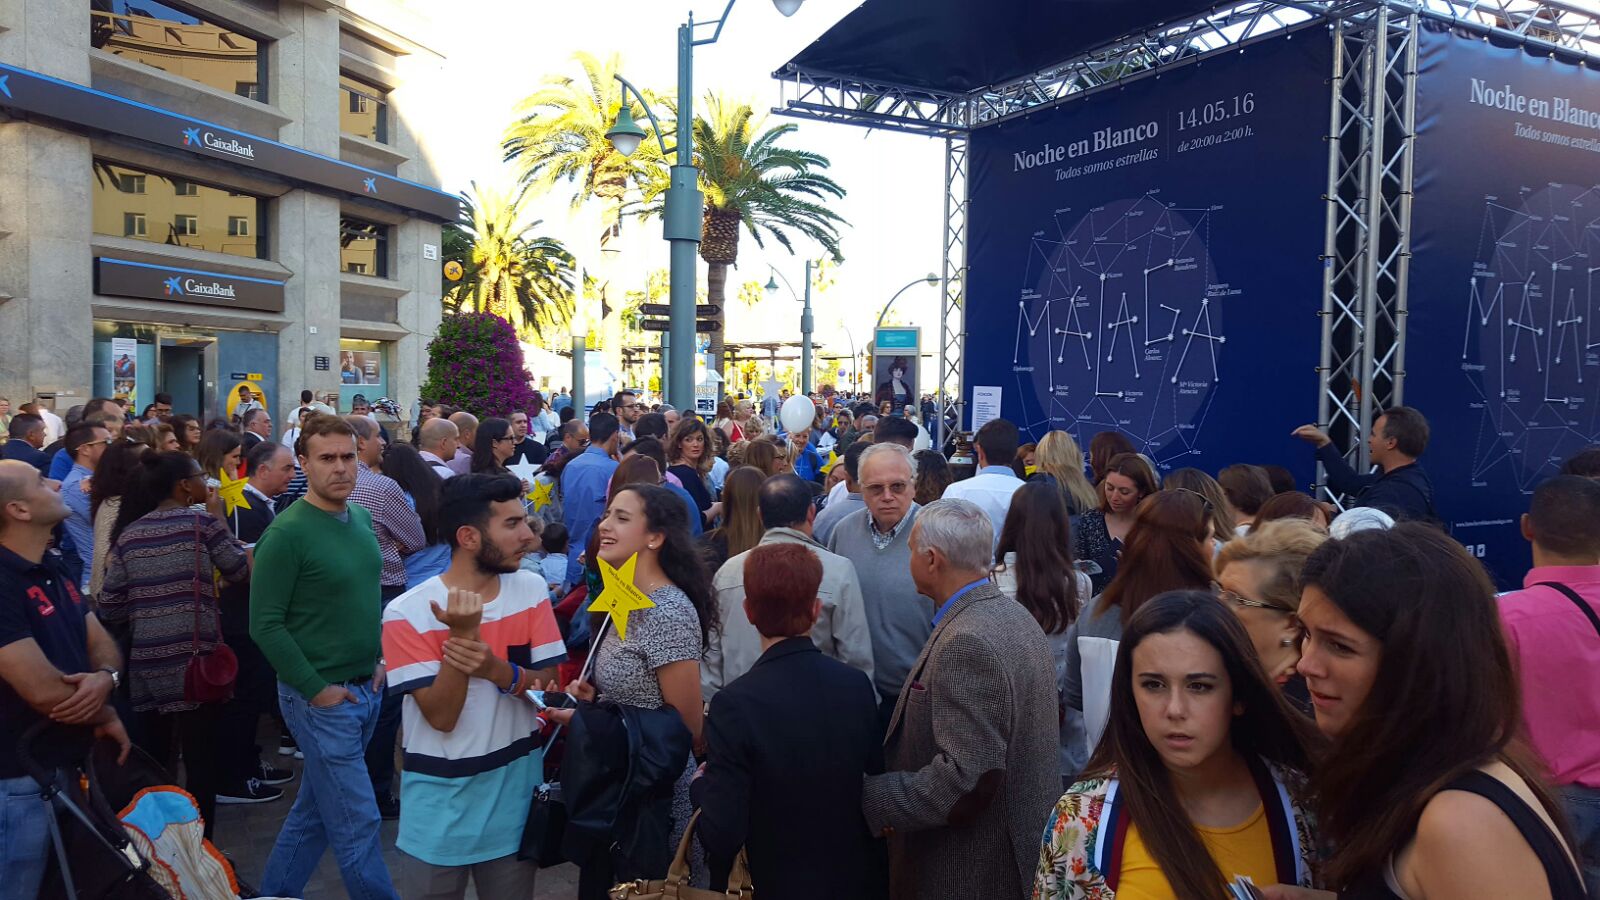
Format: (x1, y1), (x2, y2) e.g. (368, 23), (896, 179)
(421, 313), (536, 418)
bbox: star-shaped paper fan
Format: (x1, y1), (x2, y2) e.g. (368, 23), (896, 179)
(819, 449), (840, 475)
(217, 466), (251, 515)
(591, 553), (656, 641)
(528, 478), (555, 511)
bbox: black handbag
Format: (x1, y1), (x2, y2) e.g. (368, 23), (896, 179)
(519, 778), (570, 868)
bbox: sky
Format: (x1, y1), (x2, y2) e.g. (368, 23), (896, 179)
(397, 0), (952, 388)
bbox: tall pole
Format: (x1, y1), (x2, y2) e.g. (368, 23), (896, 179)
(571, 334), (586, 418)
(660, 331), (670, 398)
(664, 19), (703, 411)
(801, 259), (814, 396)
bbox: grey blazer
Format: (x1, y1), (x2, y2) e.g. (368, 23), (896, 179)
(861, 580), (1061, 900)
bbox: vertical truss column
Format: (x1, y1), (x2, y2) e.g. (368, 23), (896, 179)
(1316, 7), (1418, 502)
(937, 135), (969, 450)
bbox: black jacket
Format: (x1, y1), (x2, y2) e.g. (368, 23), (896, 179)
(692, 637), (886, 900)
(561, 699), (693, 880)
(1316, 443), (1436, 521)
(510, 436), (548, 466)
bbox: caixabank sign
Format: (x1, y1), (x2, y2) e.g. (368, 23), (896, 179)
(0, 62), (459, 222)
(95, 257), (286, 313)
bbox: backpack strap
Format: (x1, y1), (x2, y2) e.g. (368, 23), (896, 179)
(1533, 582), (1600, 639)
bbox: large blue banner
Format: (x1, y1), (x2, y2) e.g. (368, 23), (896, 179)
(1406, 24), (1600, 585)
(965, 33), (1331, 482)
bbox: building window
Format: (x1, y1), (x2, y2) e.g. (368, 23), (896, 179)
(90, 1), (269, 103)
(339, 74), (389, 144)
(93, 160), (268, 259)
(339, 216), (389, 278)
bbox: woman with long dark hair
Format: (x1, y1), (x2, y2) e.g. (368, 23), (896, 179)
(88, 439), (149, 601)
(665, 416), (717, 523)
(1165, 467), (1238, 550)
(993, 482), (1094, 781)
(195, 429), (241, 487)
(1073, 452), (1160, 594)
(99, 451), (248, 839)
(1088, 430), (1136, 484)
(471, 416), (517, 476)
(1036, 591), (1321, 899)
(1066, 489), (1215, 758)
(169, 414), (202, 455)
(1264, 524), (1587, 900)
(743, 435), (790, 477)
(549, 483), (716, 898)
(913, 448), (953, 506)
(701, 465), (766, 570)
(382, 442), (449, 588)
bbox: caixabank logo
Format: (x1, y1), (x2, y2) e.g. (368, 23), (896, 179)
(163, 273), (236, 299)
(182, 125), (256, 160)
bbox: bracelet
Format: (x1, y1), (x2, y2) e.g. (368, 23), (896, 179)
(498, 661), (522, 695)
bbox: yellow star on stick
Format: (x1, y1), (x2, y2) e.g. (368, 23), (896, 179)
(820, 449), (840, 475)
(528, 478), (555, 511)
(216, 466), (251, 515)
(591, 553), (655, 641)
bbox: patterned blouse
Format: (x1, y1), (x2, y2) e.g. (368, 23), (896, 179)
(591, 584), (703, 709)
(1072, 510), (1121, 596)
(100, 508), (249, 713)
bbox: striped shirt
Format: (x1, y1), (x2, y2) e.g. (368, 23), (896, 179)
(381, 571), (566, 866)
(348, 463), (426, 588)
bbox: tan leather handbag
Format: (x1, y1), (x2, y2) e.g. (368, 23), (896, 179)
(608, 811), (753, 900)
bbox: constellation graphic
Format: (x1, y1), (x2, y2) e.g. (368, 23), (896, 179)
(1009, 192), (1229, 466)
(1460, 182), (1600, 492)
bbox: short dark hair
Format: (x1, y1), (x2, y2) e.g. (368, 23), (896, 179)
(743, 542), (823, 638)
(65, 422), (106, 460)
(87, 397), (119, 417)
(635, 412), (669, 441)
(245, 439), (288, 476)
(437, 473), (524, 550)
(1527, 474), (1600, 558)
(588, 411), (620, 445)
(295, 413), (356, 458)
(759, 473), (813, 529)
(623, 437), (667, 472)
(154, 393), (173, 406)
(843, 439), (870, 482)
(1218, 464), (1274, 516)
(300, 389), (313, 404)
(1260, 464), (1297, 494)
(242, 408), (266, 430)
(560, 420), (585, 440)
(1378, 406), (1429, 458)
(8, 414), (42, 440)
(1560, 446), (1600, 478)
(541, 521), (569, 555)
(973, 418), (1020, 466)
(873, 415), (918, 449)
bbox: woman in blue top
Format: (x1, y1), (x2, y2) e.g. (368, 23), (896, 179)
(382, 443), (450, 588)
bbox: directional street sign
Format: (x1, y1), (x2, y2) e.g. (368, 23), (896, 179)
(638, 303), (722, 319)
(642, 319), (721, 333)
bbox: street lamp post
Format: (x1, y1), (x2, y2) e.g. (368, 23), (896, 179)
(764, 260), (813, 395)
(608, 0), (808, 412)
(874, 273), (942, 335)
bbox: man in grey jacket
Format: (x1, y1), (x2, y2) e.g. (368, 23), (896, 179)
(862, 499), (1059, 900)
(702, 474), (875, 700)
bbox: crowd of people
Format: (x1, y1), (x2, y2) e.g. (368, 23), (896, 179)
(1, 385), (1597, 900)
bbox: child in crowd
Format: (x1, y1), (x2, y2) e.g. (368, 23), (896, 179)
(539, 521), (569, 600)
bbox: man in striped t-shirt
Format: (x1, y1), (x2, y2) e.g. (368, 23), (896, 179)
(381, 473), (565, 898)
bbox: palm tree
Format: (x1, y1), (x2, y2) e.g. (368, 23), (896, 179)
(637, 95), (847, 378)
(442, 181), (575, 344)
(502, 53), (665, 364)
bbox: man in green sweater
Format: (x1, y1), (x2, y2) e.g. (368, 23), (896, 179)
(250, 414), (399, 900)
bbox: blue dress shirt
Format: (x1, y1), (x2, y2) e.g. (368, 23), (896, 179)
(932, 578), (990, 626)
(60, 463), (95, 590)
(560, 445), (619, 583)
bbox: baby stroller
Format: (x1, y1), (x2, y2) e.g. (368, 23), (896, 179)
(19, 722), (247, 900)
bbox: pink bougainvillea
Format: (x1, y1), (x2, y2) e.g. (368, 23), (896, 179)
(421, 313), (536, 419)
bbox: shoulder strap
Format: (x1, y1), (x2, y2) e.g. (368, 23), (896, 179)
(1443, 771), (1588, 898)
(1533, 582), (1600, 638)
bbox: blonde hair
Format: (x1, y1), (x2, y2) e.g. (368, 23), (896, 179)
(1035, 431), (1098, 512)
(1214, 518), (1329, 611)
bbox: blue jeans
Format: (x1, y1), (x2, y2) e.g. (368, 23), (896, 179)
(261, 680), (399, 900)
(1563, 784), (1600, 899)
(0, 774), (51, 900)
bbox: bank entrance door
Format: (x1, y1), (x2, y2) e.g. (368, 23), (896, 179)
(159, 337), (214, 420)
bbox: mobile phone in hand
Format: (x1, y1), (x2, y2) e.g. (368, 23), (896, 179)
(526, 690), (576, 711)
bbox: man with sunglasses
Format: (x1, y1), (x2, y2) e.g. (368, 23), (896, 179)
(59, 422), (109, 592)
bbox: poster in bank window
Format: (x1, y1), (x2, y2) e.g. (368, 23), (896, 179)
(111, 337), (137, 404)
(963, 32), (1329, 481)
(1403, 23), (1600, 586)
(339, 349), (382, 385)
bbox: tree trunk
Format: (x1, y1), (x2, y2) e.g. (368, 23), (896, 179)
(706, 260), (728, 400)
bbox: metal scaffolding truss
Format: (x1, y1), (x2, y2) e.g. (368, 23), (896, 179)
(774, 0), (1600, 460)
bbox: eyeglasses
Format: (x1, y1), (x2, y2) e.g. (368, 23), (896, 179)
(1218, 588), (1295, 615)
(1171, 486), (1215, 512)
(494, 436), (514, 444)
(863, 481), (911, 498)
(81, 439), (110, 449)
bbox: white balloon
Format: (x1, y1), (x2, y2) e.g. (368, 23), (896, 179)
(780, 395), (816, 435)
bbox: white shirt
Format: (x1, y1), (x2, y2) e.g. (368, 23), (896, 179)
(39, 407), (65, 443)
(940, 464), (1025, 549)
(419, 449), (456, 479)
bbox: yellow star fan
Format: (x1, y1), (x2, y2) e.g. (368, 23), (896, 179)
(820, 449), (840, 475)
(216, 466), (251, 515)
(590, 553), (656, 641)
(529, 478), (555, 511)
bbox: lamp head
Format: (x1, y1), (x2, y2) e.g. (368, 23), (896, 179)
(607, 105), (647, 157)
(764, 274), (781, 296)
(772, 0), (805, 16)
(924, 273), (940, 285)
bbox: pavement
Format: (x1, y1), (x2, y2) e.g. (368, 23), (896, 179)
(211, 724), (579, 899)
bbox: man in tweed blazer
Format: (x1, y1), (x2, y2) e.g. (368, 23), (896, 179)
(861, 499), (1060, 900)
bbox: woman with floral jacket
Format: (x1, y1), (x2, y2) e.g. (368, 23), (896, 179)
(1035, 591), (1322, 899)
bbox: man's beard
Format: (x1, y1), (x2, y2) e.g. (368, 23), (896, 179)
(474, 540), (522, 575)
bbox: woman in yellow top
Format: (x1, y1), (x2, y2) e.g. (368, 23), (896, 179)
(1035, 590), (1323, 900)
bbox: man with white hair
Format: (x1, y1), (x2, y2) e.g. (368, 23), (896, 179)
(861, 498), (1059, 900)
(827, 442), (932, 729)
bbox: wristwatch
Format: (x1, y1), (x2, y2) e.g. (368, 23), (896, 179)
(98, 665), (121, 690)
